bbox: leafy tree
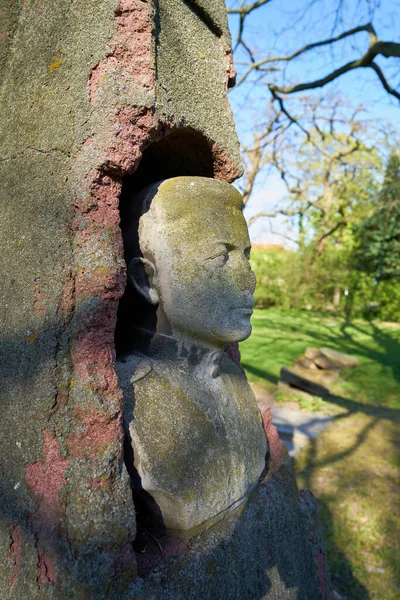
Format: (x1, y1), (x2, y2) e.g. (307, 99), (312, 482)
(241, 96), (384, 253)
(354, 152), (400, 281)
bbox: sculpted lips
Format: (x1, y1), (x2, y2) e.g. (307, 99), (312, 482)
(233, 307), (253, 315)
(231, 297), (255, 315)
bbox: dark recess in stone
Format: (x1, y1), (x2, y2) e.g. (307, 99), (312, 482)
(115, 128), (215, 356)
(115, 128), (216, 550)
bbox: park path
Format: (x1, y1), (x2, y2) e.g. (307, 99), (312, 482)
(252, 384), (334, 455)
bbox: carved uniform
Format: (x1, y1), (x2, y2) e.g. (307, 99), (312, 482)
(117, 331), (267, 533)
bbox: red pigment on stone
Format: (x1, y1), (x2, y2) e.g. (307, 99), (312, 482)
(25, 429), (68, 586)
(9, 525), (22, 589)
(259, 405), (288, 472)
(25, 429), (68, 512)
(77, 1), (158, 403)
(222, 40), (237, 91)
(211, 142), (243, 182)
(66, 407), (122, 457)
(37, 549), (56, 585)
(102, 107), (161, 175)
(88, 0), (154, 103)
(71, 113), (163, 400)
(73, 323), (121, 394)
(224, 342), (245, 373)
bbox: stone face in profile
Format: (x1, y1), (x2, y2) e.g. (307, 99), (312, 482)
(117, 177), (267, 533)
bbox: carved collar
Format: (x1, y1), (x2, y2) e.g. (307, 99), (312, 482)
(131, 328), (225, 379)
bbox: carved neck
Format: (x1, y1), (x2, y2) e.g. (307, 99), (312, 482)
(131, 327), (224, 370)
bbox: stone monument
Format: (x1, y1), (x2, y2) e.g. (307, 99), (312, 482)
(0, 1), (330, 598)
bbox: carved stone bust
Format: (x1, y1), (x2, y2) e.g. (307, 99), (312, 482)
(117, 177), (267, 534)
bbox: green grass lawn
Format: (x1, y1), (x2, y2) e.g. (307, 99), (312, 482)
(241, 308), (400, 410)
(240, 309), (400, 600)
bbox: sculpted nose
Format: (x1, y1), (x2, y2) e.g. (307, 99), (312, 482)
(246, 266), (257, 294)
(236, 255), (256, 294)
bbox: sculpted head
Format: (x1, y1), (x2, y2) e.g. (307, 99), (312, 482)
(123, 177), (256, 348)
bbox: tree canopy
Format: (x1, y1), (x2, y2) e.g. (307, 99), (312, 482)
(354, 152), (400, 281)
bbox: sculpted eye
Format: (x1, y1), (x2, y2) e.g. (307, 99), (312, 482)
(221, 251), (229, 265)
(244, 246), (251, 259)
(207, 251), (229, 264)
(207, 243), (234, 263)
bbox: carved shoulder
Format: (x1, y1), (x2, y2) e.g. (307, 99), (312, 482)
(116, 352), (153, 385)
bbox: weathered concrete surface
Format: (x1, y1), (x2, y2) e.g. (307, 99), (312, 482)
(156, 1), (240, 179)
(0, 0), (240, 597)
(129, 457), (331, 600)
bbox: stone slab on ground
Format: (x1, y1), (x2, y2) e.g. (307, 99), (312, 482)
(280, 367), (331, 398)
(287, 364), (340, 388)
(319, 347), (359, 368)
(253, 383), (334, 456)
(278, 380), (317, 401)
(305, 347), (359, 369)
(295, 357), (319, 370)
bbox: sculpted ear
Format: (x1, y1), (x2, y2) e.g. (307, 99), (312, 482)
(127, 257), (159, 305)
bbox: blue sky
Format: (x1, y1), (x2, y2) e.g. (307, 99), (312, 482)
(227, 0), (400, 244)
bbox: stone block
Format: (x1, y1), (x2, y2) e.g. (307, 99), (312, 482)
(278, 380), (315, 400)
(319, 347), (359, 368)
(280, 367), (330, 398)
(295, 356), (319, 370)
(313, 354), (342, 370)
(304, 346), (358, 369)
(304, 347), (321, 361)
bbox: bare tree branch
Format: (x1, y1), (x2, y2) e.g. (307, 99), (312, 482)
(316, 220), (346, 255)
(269, 229), (300, 245)
(247, 209), (299, 227)
(227, 0), (273, 16)
(370, 62), (400, 101)
(269, 26), (400, 101)
(236, 23), (377, 86)
(232, 14), (400, 102)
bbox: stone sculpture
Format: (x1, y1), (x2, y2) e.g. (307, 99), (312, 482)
(117, 176), (267, 533)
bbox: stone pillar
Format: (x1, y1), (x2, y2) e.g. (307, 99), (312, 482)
(0, 1), (329, 598)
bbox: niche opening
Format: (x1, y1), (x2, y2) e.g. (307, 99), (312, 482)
(115, 128), (216, 356)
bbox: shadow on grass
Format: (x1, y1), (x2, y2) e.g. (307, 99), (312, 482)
(253, 311), (400, 388)
(318, 496), (371, 599)
(241, 362), (279, 385)
(245, 310), (400, 598)
(328, 394), (400, 422)
(244, 368), (376, 597)
(298, 431), (374, 600)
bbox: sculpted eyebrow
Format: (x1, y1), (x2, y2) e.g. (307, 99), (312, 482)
(205, 243), (238, 260)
